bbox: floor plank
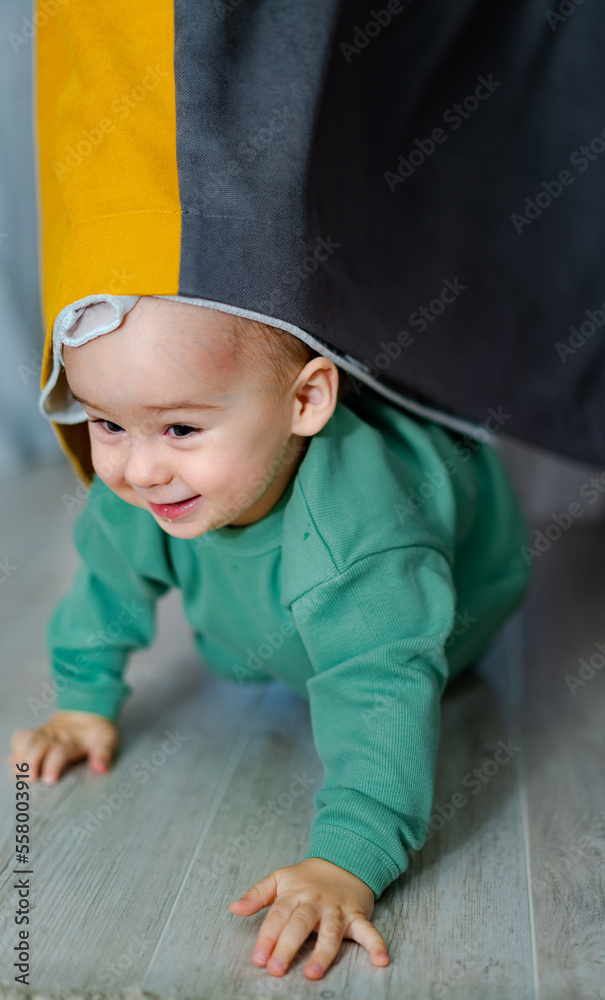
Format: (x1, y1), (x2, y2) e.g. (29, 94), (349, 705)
(1, 457), (603, 998)
(522, 519), (605, 1000)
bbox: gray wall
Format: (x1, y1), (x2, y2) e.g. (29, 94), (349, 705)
(0, 0), (64, 482)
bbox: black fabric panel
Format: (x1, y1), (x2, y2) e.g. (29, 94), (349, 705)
(174, 0), (605, 464)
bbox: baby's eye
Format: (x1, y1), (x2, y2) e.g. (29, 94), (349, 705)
(89, 419), (201, 439)
(168, 424), (201, 439)
(90, 419), (123, 434)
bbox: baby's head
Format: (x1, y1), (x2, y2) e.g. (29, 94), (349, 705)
(62, 296), (348, 536)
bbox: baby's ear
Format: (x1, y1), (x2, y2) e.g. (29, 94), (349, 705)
(293, 358), (339, 435)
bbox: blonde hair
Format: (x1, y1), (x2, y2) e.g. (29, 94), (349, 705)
(231, 316), (350, 403)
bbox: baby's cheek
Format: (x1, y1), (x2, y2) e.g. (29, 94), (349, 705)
(224, 454), (262, 497)
(90, 441), (118, 482)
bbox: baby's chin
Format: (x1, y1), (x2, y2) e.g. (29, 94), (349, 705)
(148, 506), (232, 538)
(107, 486), (240, 536)
(155, 520), (206, 537)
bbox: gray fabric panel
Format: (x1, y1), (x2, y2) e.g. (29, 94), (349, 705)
(173, 0), (605, 464)
(173, 0), (341, 335)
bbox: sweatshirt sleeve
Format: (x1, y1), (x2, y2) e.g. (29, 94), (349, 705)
(46, 489), (175, 721)
(292, 545), (456, 900)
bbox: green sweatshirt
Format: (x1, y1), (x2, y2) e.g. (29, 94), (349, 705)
(47, 388), (532, 898)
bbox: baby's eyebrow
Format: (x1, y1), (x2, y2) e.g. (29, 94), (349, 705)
(71, 392), (224, 413)
(145, 401), (225, 413)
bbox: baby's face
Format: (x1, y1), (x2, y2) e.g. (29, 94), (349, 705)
(63, 297), (310, 538)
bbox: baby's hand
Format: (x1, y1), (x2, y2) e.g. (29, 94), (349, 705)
(8, 710), (119, 785)
(228, 857), (390, 980)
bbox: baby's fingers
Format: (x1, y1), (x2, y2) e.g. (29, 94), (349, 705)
(301, 910), (348, 979)
(9, 733), (82, 785)
(9, 731), (48, 781)
(38, 742), (86, 785)
(252, 900), (309, 974)
(228, 870), (279, 915)
(346, 914), (390, 967)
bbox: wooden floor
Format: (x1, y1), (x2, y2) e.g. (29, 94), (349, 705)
(0, 457), (604, 999)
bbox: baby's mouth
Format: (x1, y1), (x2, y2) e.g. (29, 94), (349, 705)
(148, 495), (202, 519)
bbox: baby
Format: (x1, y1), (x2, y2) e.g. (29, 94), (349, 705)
(9, 294), (533, 981)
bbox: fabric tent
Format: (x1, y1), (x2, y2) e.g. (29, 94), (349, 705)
(35, 0), (605, 485)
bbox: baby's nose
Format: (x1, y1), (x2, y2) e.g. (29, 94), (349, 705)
(124, 438), (172, 490)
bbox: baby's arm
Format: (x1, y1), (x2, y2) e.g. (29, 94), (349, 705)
(295, 545), (453, 890)
(8, 478), (173, 782)
(229, 544), (455, 978)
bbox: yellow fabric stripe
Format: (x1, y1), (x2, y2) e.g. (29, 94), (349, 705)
(35, 0), (180, 484)
(35, 6), (70, 338)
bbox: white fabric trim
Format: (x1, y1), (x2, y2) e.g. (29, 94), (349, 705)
(39, 293), (493, 443)
(39, 295), (140, 424)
